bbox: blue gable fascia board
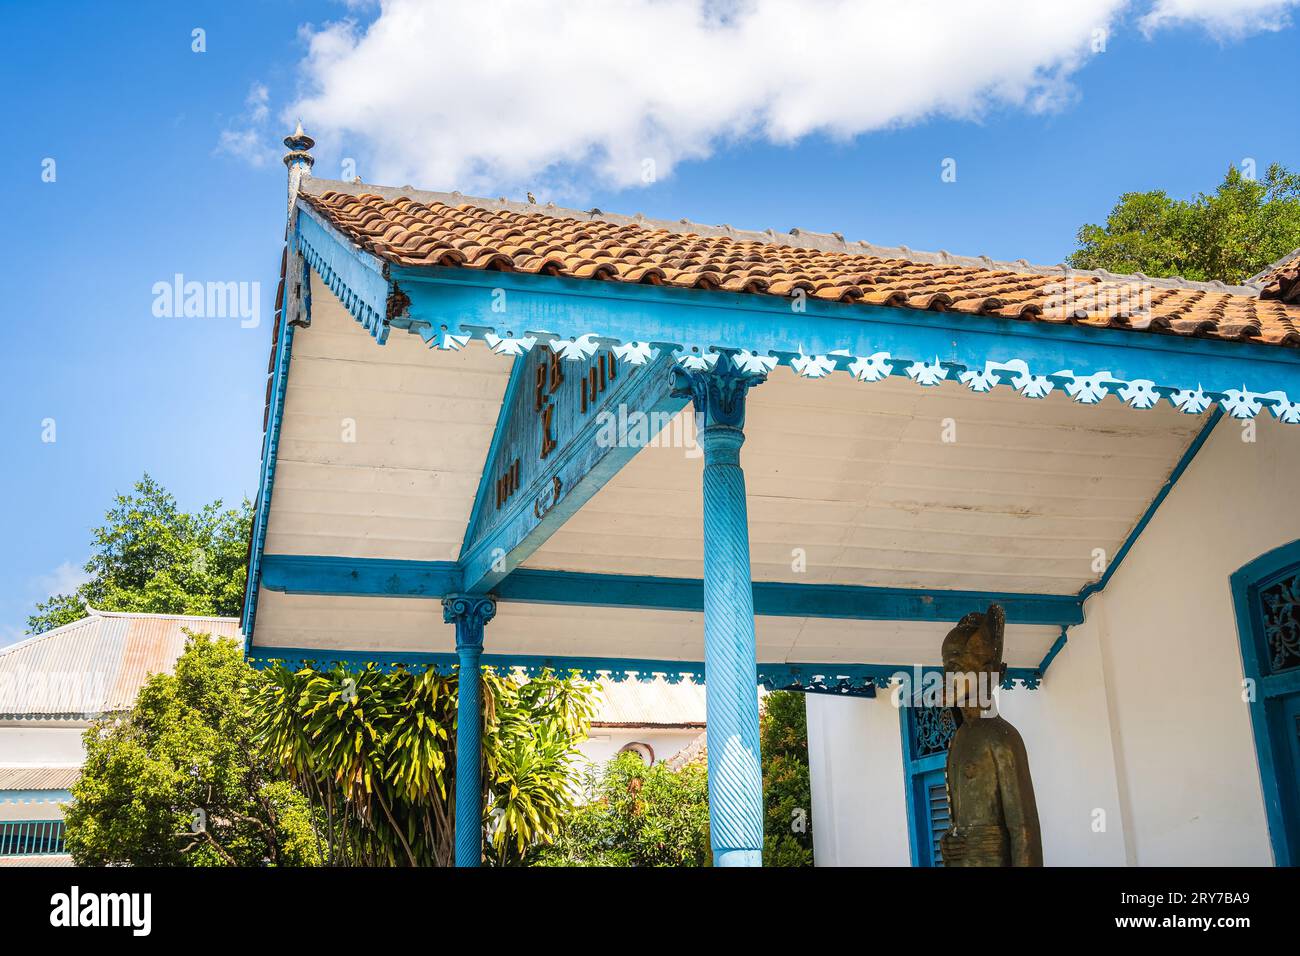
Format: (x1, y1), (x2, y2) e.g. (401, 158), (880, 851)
(253, 556), (1081, 626)
(241, 257), (301, 645)
(389, 265), (1300, 423)
(244, 202), (390, 644)
(295, 201), (394, 343)
(245, 645), (1039, 692)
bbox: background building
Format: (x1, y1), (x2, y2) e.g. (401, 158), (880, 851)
(0, 609), (710, 864)
(0, 610), (242, 864)
(579, 677), (707, 768)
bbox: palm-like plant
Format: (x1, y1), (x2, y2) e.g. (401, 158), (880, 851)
(249, 663), (595, 866)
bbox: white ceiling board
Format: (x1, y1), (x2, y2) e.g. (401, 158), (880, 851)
(262, 270), (511, 561)
(252, 590), (1056, 668)
(525, 366), (1208, 593)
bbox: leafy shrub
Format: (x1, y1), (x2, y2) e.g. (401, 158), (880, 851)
(65, 634), (320, 866)
(250, 662), (597, 866)
(67, 633), (596, 867)
(761, 691), (813, 866)
(533, 751), (711, 867)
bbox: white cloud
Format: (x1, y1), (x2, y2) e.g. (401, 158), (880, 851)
(0, 560), (92, 646)
(1140, 0), (1297, 36)
(285, 0), (1295, 196)
(246, 82), (270, 124)
(34, 561), (91, 600)
(0, 560), (92, 648)
(216, 82), (278, 167)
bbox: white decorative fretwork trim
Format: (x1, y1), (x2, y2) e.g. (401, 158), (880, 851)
(414, 327), (1300, 423)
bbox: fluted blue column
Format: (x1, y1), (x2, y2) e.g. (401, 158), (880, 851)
(443, 594), (496, 868)
(673, 353), (766, 867)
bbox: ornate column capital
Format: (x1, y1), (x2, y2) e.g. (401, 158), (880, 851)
(671, 351), (766, 431)
(442, 594), (496, 651)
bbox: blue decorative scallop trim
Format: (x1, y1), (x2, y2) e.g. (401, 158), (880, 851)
(245, 647), (1041, 691)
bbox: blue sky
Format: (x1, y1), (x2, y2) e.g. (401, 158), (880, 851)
(1, 0), (1297, 643)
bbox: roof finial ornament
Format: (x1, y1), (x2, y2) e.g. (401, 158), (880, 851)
(282, 120), (316, 228)
(284, 119), (315, 158)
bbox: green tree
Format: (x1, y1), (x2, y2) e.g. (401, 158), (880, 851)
(534, 750), (712, 867)
(65, 634), (320, 866)
(1068, 163), (1300, 285)
(761, 690), (814, 866)
(250, 662), (598, 866)
(27, 473), (251, 634)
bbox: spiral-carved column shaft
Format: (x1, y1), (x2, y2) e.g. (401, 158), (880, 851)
(443, 594), (496, 868)
(673, 353), (766, 867)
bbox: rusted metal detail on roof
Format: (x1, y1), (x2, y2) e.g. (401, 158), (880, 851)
(0, 611), (240, 719)
(386, 282), (411, 323)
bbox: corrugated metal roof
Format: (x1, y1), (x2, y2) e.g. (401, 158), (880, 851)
(0, 767), (80, 791)
(591, 677), (707, 727)
(0, 610), (241, 718)
(0, 854), (74, 867)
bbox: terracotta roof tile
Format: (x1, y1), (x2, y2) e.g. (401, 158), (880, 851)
(1255, 249), (1300, 305)
(299, 184), (1300, 349)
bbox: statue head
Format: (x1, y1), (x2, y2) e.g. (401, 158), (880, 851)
(941, 603), (1006, 708)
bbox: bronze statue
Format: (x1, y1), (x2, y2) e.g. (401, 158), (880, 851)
(938, 604), (1043, 867)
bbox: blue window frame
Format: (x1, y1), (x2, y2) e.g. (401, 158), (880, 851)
(0, 819), (66, 856)
(901, 703), (956, 867)
(1231, 539), (1300, 867)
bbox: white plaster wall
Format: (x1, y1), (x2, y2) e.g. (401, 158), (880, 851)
(1083, 415), (1300, 866)
(996, 617), (1129, 866)
(807, 633), (1128, 867)
(806, 693), (910, 866)
(577, 728), (700, 768)
(0, 725), (86, 766)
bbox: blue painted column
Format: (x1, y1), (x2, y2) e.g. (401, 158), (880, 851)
(672, 352), (767, 866)
(442, 594), (496, 868)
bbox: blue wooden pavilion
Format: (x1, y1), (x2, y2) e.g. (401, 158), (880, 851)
(241, 127), (1300, 867)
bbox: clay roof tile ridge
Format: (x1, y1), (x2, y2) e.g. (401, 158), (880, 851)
(299, 177), (1261, 296)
